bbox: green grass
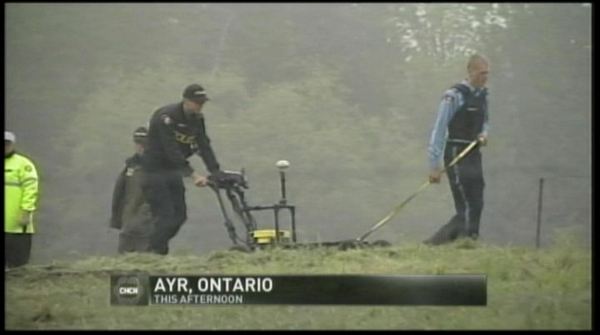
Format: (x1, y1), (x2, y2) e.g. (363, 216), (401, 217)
(5, 235), (591, 330)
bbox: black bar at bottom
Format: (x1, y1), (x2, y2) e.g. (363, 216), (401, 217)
(247, 275), (486, 305)
(144, 275), (486, 306)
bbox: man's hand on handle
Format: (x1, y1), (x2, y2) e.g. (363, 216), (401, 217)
(429, 137), (485, 184)
(191, 172), (209, 187)
(429, 168), (442, 184)
(478, 134), (488, 146)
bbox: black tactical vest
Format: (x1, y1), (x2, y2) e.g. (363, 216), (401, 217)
(447, 83), (487, 141)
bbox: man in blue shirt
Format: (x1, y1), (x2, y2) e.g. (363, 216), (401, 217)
(424, 54), (490, 245)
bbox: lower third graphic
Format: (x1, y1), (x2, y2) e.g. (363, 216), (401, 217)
(111, 274), (149, 306)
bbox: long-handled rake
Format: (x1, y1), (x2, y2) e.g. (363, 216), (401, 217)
(356, 139), (480, 242)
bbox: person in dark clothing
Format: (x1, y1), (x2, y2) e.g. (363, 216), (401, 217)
(110, 126), (155, 253)
(424, 54), (490, 245)
(142, 83), (222, 255)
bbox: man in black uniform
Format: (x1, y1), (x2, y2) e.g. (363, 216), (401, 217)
(142, 84), (221, 255)
(424, 55), (490, 245)
(110, 126), (155, 253)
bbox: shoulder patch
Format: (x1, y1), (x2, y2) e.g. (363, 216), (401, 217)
(161, 115), (172, 125)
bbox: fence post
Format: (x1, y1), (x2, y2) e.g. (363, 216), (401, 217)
(536, 178), (544, 248)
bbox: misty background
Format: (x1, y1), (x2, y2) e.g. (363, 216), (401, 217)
(5, 3), (591, 264)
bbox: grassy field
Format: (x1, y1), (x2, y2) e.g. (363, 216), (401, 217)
(5, 234), (591, 330)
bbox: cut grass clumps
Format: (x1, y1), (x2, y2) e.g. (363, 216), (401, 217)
(6, 233), (591, 330)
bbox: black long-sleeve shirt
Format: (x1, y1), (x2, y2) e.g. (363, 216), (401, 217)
(142, 102), (220, 177)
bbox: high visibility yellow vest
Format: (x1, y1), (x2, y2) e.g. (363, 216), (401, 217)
(5, 152), (39, 233)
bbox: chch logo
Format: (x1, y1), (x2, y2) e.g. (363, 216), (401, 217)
(111, 275), (147, 305)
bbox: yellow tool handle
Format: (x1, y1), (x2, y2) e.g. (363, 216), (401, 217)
(356, 139), (479, 242)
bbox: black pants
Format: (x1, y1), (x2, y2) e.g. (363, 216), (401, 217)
(5, 233), (32, 268)
(426, 143), (484, 245)
(142, 171), (187, 255)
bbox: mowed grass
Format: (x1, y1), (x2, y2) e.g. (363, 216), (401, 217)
(5, 234), (591, 330)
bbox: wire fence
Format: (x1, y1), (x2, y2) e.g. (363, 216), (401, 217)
(483, 173), (591, 248)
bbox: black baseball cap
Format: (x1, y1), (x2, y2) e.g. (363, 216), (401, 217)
(183, 84), (210, 103)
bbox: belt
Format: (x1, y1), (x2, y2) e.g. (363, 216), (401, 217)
(447, 138), (474, 145)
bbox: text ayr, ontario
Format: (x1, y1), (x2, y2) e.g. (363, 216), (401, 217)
(152, 276), (274, 295)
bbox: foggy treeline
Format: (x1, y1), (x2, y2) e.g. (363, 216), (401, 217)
(5, 3), (591, 263)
